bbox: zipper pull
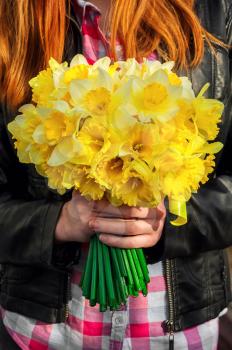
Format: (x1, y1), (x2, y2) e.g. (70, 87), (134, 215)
(163, 320), (175, 350)
(169, 332), (174, 350)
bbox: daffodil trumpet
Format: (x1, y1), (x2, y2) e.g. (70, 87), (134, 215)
(8, 54), (224, 311)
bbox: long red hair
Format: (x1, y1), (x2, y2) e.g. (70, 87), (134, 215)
(0, 0), (222, 111)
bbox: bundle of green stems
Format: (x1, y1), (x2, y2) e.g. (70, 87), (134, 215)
(80, 234), (150, 311)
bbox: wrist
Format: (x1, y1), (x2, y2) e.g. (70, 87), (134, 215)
(55, 202), (70, 242)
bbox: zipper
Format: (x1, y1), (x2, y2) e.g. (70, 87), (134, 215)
(64, 273), (71, 321)
(163, 259), (175, 350)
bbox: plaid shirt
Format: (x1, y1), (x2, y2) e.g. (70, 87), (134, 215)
(1, 1), (219, 349)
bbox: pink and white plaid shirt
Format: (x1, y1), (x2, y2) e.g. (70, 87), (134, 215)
(1, 1), (220, 349)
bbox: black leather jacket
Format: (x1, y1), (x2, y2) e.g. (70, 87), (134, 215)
(0, 0), (231, 332)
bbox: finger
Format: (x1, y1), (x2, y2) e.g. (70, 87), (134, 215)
(90, 217), (158, 235)
(94, 201), (157, 219)
(99, 233), (160, 249)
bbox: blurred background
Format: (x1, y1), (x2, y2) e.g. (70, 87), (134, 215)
(218, 247), (232, 349)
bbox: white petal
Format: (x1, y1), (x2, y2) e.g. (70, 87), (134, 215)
(92, 57), (111, 70)
(69, 79), (91, 103)
(155, 105), (179, 122)
(33, 125), (46, 144)
(131, 77), (145, 94)
(70, 54), (88, 67)
(53, 100), (70, 113)
(145, 60), (162, 75)
(48, 137), (82, 166)
(180, 77), (195, 99)
(18, 104), (36, 114)
(36, 107), (52, 118)
(49, 57), (61, 71)
(95, 68), (113, 90)
(161, 61), (175, 71)
(53, 68), (67, 88)
(147, 69), (169, 86)
(110, 106), (136, 133)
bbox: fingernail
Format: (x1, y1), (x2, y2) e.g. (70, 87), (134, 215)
(99, 234), (105, 241)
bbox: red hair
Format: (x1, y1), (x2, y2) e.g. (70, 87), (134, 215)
(0, 0), (223, 110)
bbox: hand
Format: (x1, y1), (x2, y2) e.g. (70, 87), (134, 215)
(55, 191), (96, 243)
(55, 191), (166, 248)
(90, 200), (166, 249)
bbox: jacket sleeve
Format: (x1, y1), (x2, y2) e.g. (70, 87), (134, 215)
(0, 107), (80, 267)
(163, 6), (232, 259)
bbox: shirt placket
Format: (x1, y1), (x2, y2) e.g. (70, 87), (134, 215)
(109, 309), (128, 349)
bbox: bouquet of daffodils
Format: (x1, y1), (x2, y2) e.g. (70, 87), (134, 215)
(8, 55), (223, 311)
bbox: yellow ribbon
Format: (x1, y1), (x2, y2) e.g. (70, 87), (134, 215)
(169, 199), (187, 226)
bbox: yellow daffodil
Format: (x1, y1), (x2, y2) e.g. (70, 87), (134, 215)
(93, 155), (131, 189)
(28, 143), (51, 165)
(8, 104), (41, 144)
(107, 192), (124, 207)
(153, 149), (184, 173)
(77, 117), (109, 156)
(112, 160), (158, 207)
(201, 155), (216, 184)
(35, 163), (67, 194)
(33, 108), (78, 146)
(162, 157), (206, 202)
(8, 55), (224, 216)
(29, 68), (55, 106)
(192, 97), (224, 140)
(69, 67), (119, 116)
(48, 136), (84, 166)
(67, 165), (105, 200)
(44, 58), (70, 102)
(118, 58), (142, 79)
(63, 65), (89, 84)
(79, 176), (105, 201)
(128, 70), (185, 122)
(45, 165), (67, 195)
(119, 123), (160, 164)
(14, 141), (31, 163)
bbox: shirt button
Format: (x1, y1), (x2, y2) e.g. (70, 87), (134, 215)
(115, 316), (123, 325)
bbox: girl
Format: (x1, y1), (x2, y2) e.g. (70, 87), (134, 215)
(0, 0), (231, 349)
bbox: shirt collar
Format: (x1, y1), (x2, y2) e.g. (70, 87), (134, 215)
(75, 0), (101, 18)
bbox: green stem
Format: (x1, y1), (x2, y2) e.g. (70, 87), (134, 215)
(131, 248), (146, 290)
(142, 284), (148, 296)
(131, 248), (144, 280)
(117, 279), (126, 305)
(102, 243), (116, 306)
(110, 247), (123, 280)
(113, 280), (121, 308)
(116, 248), (127, 277)
(97, 238), (106, 309)
(126, 249), (141, 291)
(122, 249), (134, 287)
(127, 284), (139, 297)
(111, 248), (126, 306)
(90, 236), (98, 304)
(136, 248), (150, 283)
(81, 236), (94, 297)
